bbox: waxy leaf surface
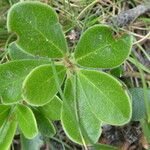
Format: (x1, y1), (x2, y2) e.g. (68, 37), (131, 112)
(61, 77), (102, 145)
(23, 64), (66, 106)
(0, 60), (50, 104)
(39, 96), (62, 120)
(130, 88), (150, 121)
(7, 2), (68, 58)
(0, 113), (17, 150)
(78, 69), (131, 125)
(75, 25), (132, 68)
(16, 104), (38, 139)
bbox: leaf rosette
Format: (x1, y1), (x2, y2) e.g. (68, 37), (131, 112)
(0, 1), (133, 147)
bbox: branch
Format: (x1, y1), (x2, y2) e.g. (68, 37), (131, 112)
(125, 71), (150, 81)
(108, 1), (150, 28)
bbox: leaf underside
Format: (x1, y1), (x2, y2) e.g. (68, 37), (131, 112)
(130, 88), (150, 121)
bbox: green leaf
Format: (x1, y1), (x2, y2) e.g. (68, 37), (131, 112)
(0, 105), (11, 127)
(21, 134), (44, 150)
(0, 59), (50, 104)
(33, 108), (56, 137)
(75, 25), (133, 68)
(0, 112), (17, 150)
(110, 66), (124, 77)
(16, 104), (38, 139)
(93, 144), (117, 150)
(78, 69), (131, 125)
(8, 42), (35, 60)
(39, 96), (62, 120)
(61, 76), (102, 145)
(22, 64), (66, 106)
(7, 2), (68, 58)
(129, 88), (150, 121)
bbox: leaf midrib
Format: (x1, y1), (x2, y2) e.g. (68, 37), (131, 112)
(79, 72), (126, 119)
(75, 30), (113, 61)
(76, 44), (110, 61)
(15, 10), (64, 55)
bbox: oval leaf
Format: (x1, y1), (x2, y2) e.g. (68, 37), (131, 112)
(16, 104), (38, 139)
(61, 77), (102, 145)
(22, 64), (66, 106)
(0, 113), (17, 150)
(0, 59), (50, 104)
(7, 2), (68, 58)
(33, 108), (56, 137)
(75, 25), (133, 68)
(78, 69), (131, 125)
(39, 96), (62, 120)
(0, 105), (11, 127)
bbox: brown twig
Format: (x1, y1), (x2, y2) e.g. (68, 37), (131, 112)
(108, 1), (150, 28)
(125, 71), (150, 81)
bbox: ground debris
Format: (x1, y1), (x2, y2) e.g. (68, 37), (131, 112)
(100, 122), (148, 150)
